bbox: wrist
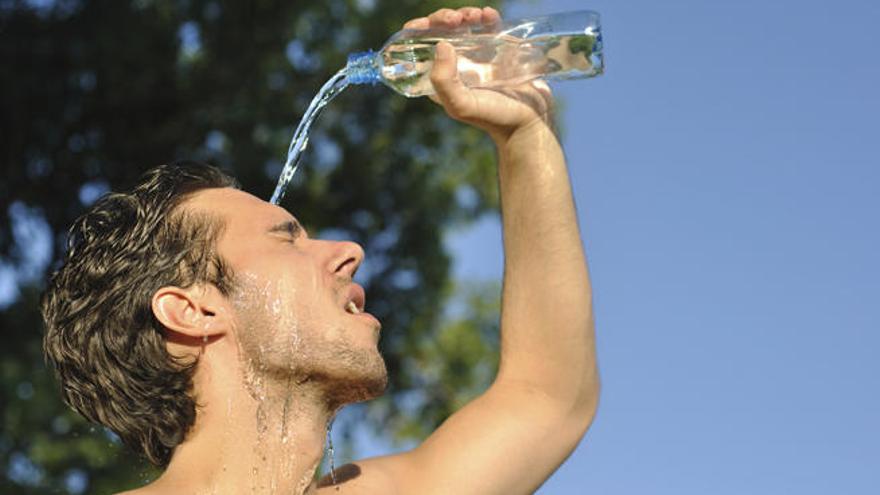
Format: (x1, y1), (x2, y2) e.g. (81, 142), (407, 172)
(493, 118), (561, 160)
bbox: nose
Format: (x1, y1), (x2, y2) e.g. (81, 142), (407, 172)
(327, 240), (364, 279)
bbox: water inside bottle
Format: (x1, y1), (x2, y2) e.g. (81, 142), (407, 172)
(381, 32), (602, 97)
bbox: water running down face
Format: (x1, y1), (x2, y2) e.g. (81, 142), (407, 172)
(189, 187), (387, 405)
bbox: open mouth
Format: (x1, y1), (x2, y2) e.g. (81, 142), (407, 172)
(343, 284), (366, 315)
(342, 283), (382, 333)
(345, 300), (362, 315)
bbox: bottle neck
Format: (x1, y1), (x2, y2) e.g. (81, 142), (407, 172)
(345, 50), (381, 85)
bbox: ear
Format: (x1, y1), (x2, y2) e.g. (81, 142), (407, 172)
(151, 284), (231, 343)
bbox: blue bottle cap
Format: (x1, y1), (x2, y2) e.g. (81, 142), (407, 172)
(346, 50), (381, 85)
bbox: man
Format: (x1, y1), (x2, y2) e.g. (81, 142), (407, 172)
(41, 7), (599, 494)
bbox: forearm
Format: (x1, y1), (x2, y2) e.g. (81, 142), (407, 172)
(417, 3), (598, 419)
(368, 9), (600, 494)
(493, 120), (598, 411)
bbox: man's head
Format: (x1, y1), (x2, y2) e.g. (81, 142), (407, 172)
(175, 186), (386, 407)
(42, 161), (386, 468)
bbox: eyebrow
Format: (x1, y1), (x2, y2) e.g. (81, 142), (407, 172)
(267, 219), (304, 239)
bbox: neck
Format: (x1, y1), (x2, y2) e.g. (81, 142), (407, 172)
(153, 348), (337, 495)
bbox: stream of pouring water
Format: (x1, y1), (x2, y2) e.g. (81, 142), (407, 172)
(270, 68), (350, 205)
(326, 419), (338, 486)
(269, 69), (348, 484)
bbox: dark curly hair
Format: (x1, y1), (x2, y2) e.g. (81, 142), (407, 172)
(41, 161), (239, 467)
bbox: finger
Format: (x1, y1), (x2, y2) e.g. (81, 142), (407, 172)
(481, 6), (501, 26)
(403, 17), (429, 30)
(532, 79), (555, 113)
(457, 7), (482, 25)
(428, 8), (462, 28)
(531, 79), (552, 97)
(430, 41), (472, 120)
(430, 41), (459, 87)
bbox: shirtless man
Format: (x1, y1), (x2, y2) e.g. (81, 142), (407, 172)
(41, 7), (599, 494)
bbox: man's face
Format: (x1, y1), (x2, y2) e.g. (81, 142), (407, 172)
(189, 188), (386, 403)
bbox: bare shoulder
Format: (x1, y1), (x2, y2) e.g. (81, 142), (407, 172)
(114, 487), (159, 495)
(113, 477), (176, 495)
(315, 454), (416, 495)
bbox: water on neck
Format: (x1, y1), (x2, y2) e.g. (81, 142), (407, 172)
(326, 418), (338, 487)
(270, 68), (350, 205)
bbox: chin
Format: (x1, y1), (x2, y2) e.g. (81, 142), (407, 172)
(323, 354), (388, 407)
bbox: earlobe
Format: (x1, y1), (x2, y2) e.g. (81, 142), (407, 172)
(152, 285), (228, 340)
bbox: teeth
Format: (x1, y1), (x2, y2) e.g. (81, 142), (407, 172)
(345, 301), (361, 315)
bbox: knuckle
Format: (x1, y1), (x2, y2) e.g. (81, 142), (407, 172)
(429, 68), (443, 85)
(447, 96), (472, 119)
(429, 66), (453, 85)
(432, 8), (454, 18)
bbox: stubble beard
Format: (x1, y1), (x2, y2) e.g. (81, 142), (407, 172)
(303, 335), (388, 409)
(229, 275), (387, 407)
(233, 312), (388, 407)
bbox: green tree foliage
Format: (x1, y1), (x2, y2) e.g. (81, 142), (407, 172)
(0, 0), (505, 492)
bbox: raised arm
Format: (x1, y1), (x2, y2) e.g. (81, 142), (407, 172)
(333, 7), (599, 495)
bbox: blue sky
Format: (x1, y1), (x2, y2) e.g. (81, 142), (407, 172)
(444, 0), (880, 493)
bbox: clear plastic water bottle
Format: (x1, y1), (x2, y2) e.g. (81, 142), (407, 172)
(345, 10), (604, 97)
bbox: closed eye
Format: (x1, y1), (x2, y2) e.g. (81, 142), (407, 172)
(268, 219), (304, 242)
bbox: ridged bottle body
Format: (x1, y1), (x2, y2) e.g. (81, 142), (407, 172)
(346, 10), (604, 97)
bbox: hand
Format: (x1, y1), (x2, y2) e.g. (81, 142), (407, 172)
(403, 7), (556, 144)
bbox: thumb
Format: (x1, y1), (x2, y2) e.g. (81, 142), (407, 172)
(430, 41), (458, 83)
(429, 41), (472, 120)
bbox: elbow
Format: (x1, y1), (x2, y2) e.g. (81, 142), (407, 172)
(570, 368), (601, 435)
(553, 372), (600, 456)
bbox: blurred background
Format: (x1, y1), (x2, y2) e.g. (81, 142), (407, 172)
(1, 0), (878, 494)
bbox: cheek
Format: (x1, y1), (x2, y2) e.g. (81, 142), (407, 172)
(230, 273), (294, 344)
(230, 269), (330, 349)
(279, 268), (324, 323)
(229, 275), (304, 381)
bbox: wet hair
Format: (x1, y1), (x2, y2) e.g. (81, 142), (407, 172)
(41, 160), (239, 467)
